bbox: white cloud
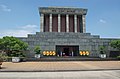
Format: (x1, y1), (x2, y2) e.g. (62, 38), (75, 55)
(0, 24), (39, 38)
(99, 19), (106, 23)
(0, 4), (11, 12)
(0, 30), (29, 37)
(20, 25), (37, 29)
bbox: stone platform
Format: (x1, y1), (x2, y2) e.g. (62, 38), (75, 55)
(19, 32), (119, 58)
(26, 57), (118, 61)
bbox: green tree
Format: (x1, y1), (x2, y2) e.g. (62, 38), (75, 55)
(110, 40), (120, 51)
(99, 46), (106, 54)
(0, 53), (7, 62)
(34, 46), (41, 54)
(0, 36), (28, 56)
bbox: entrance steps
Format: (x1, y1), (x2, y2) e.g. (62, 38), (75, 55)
(26, 57), (118, 61)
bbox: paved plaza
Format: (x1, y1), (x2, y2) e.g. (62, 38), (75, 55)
(0, 61), (120, 72)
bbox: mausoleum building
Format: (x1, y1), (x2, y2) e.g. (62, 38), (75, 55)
(19, 7), (119, 58)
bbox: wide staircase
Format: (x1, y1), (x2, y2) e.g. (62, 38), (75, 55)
(26, 57), (118, 61)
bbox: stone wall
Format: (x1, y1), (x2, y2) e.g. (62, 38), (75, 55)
(19, 32), (119, 58)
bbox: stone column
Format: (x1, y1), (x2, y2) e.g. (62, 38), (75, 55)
(74, 15), (77, 33)
(66, 14), (69, 32)
(58, 14), (61, 32)
(49, 14), (52, 32)
(61, 51), (62, 57)
(40, 14), (44, 32)
(82, 15), (86, 33)
(72, 51), (74, 57)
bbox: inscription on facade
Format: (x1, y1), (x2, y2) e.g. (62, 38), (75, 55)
(52, 9), (76, 13)
(39, 7), (87, 15)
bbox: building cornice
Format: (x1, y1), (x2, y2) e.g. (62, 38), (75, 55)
(39, 7), (87, 15)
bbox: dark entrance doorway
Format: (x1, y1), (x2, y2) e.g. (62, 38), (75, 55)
(56, 45), (79, 56)
(64, 48), (69, 56)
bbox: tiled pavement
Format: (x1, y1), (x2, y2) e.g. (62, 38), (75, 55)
(0, 61), (120, 72)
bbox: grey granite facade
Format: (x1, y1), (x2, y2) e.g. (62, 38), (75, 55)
(19, 32), (119, 58)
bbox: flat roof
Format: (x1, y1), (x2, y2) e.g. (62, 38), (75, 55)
(39, 7), (87, 15)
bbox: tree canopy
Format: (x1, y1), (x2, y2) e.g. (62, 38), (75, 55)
(110, 40), (120, 51)
(34, 46), (41, 54)
(0, 36), (28, 56)
(99, 46), (106, 54)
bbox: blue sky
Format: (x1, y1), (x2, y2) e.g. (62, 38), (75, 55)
(0, 0), (120, 38)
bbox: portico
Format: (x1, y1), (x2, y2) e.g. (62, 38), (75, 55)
(39, 7), (87, 33)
